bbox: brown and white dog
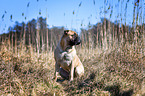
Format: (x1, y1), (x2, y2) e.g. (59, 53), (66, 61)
(54, 30), (84, 81)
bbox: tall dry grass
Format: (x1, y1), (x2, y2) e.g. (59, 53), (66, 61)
(0, 42), (66, 95)
(0, 36), (144, 95)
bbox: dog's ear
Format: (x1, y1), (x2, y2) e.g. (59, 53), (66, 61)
(64, 30), (69, 35)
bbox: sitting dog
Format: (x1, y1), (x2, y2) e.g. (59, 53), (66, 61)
(54, 30), (84, 81)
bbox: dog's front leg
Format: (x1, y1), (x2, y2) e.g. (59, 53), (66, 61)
(69, 61), (74, 81)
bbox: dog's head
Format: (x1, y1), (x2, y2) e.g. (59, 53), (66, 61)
(63, 30), (81, 46)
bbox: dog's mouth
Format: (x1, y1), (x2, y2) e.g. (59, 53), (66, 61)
(69, 37), (81, 46)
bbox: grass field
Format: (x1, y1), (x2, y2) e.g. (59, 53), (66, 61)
(0, 41), (144, 96)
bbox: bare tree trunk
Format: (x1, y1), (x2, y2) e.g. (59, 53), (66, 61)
(36, 18), (40, 56)
(50, 28), (53, 51)
(96, 25), (98, 48)
(41, 29), (44, 52)
(143, 0), (145, 55)
(120, 0), (124, 47)
(46, 9), (49, 52)
(136, 1), (139, 47)
(28, 23), (31, 46)
(46, 28), (49, 52)
(15, 28), (17, 54)
(104, 19), (107, 50)
(133, 0), (136, 50)
(104, 0), (107, 50)
(81, 31), (84, 48)
(101, 23), (103, 49)
(23, 24), (26, 46)
(112, 23), (114, 47)
(9, 31), (11, 50)
(108, 20), (111, 48)
(12, 32), (13, 52)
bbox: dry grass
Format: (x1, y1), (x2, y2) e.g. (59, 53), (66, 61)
(0, 43), (65, 96)
(0, 42), (145, 96)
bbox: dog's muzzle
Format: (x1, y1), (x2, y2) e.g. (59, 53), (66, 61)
(69, 36), (81, 46)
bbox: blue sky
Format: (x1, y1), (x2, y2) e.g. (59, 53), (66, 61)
(0, 0), (144, 34)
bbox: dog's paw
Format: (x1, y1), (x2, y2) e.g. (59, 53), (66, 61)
(68, 79), (73, 83)
(59, 52), (67, 60)
(60, 52), (67, 57)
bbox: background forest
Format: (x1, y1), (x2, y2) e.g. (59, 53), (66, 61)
(0, 0), (145, 96)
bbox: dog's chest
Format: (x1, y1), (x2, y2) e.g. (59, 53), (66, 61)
(61, 53), (73, 66)
(60, 51), (76, 70)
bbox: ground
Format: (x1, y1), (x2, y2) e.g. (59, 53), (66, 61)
(0, 43), (145, 96)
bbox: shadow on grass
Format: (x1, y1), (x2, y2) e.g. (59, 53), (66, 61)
(59, 72), (133, 96)
(104, 85), (133, 96)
